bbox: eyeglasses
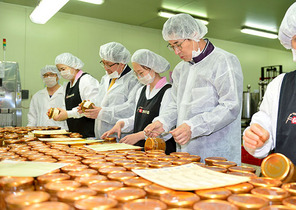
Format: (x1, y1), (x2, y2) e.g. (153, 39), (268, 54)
(100, 60), (119, 69)
(43, 73), (57, 78)
(167, 39), (187, 51)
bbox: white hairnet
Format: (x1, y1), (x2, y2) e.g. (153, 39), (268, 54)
(278, 2), (296, 49)
(162, 13), (208, 42)
(131, 49), (170, 73)
(40, 65), (60, 78)
(99, 42), (131, 64)
(55, 53), (84, 69)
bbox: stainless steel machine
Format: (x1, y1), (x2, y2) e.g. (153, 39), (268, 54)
(241, 65), (282, 135)
(0, 61), (22, 127)
(258, 65), (283, 109)
(241, 84), (259, 133)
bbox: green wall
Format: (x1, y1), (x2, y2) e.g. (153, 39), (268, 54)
(0, 2), (295, 126)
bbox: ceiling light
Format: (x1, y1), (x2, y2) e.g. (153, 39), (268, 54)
(158, 9), (209, 25)
(241, 26), (278, 39)
(30, 0), (69, 24)
(78, 0), (104, 5)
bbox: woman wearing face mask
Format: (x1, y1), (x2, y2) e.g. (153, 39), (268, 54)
(101, 49), (176, 154)
(27, 65), (68, 130)
(53, 53), (100, 137)
(243, 2), (296, 164)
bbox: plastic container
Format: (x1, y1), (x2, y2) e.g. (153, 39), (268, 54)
(195, 188), (232, 200)
(282, 183), (296, 196)
(227, 193), (269, 209)
(57, 187), (97, 206)
(5, 191), (50, 210)
(144, 137), (166, 152)
(88, 181), (123, 196)
(74, 196), (118, 210)
(160, 191), (200, 208)
(205, 157), (227, 166)
(107, 187), (146, 207)
(123, 177), (152, 188)
(248, 177), (282, 188)
(251, 187), (289, 205)
(144, 184), (174, 199)
(0, 176), (35, 210)
(282, 196), (296, 209)
(122, 198), (167, 210)
(225, 183), (254, 194)
(261, 153), (296, 183)
(193, 200), (238, 210)
(22, 201), (72, 210)
(36, 173), (70, 191)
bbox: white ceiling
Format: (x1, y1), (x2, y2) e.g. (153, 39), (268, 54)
(1, 0), (294, 50)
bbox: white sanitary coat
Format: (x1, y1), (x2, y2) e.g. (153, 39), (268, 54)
(243, 74), (285, 158)
(27, 86), (68, 130)
(154, 46), (243, 163)
(95, 69), (142, 139)
(120, 81), (173, 141)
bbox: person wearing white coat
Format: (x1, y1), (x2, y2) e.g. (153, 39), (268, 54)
(27, 65), (68, 130)
(243, 2), (296, 164)
(144, 14), (243, 164)
(101, 49), (176, 154)
(83, 42), (142, 139)
(54, 53), (100, 137)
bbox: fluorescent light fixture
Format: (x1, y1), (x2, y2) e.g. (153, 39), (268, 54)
(158, 9), (209, 25)
(79, 0), (104, 5)
(241, 26), (278, 39)
(30, 0), (69, 24)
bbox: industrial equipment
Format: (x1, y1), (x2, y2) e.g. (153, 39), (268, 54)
(0, 61), (22, 127)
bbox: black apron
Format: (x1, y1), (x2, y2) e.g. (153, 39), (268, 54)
(275, 70), (296, 164)
(133, 84), (176, 154)
(65, 73), (95, 138)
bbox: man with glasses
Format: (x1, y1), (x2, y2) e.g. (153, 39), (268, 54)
(27, 65), (68, 130)
(144, 14), (243, 164)
(83, 42), (142, 139)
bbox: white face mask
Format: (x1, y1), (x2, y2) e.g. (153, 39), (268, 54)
(292, 49), (296, 62)
(107, 70), (120, 79)
(138, 71), (155, 85)
(43, 77), (57, 88)
(192, 40), (201, 58)
(61, 69), (75, 80)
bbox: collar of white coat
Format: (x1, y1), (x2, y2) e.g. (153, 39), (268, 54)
(147, 77), (167, 90)
(41, 85), (63, 96)
(107, 66), (132, 91)
(70, 70), (84, 88)
(113, 64), (131, 80)
(189, 39), (215, 65)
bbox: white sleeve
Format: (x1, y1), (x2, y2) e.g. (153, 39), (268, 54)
(68, 74), (100, 119)
(120, 87), (143, 132)
(27, 93), (38, 126)
(158, 87), (174, 141)
(243, 74), (284, 158)
(98, 80), (142, 125)
(154, 68), (180, 132)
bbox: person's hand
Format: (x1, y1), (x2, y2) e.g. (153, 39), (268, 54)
(53, 108), (68, 121)
(84, 105), (102, 119)
(101, 121), (124, 139)
(46, 108), (51, 117)
(77, 103), (83, 114)
(144, 121), (164, 138)
(170, 123), (192, 145)
(243, 123), (270, 149)
(119, 132), (144, 145)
